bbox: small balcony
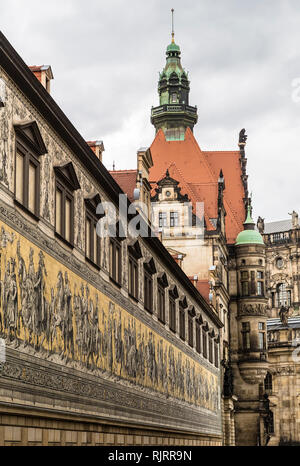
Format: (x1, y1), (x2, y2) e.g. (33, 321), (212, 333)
(151, 103), (197, 116)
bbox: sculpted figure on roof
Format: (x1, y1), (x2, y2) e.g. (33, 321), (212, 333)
(257, 216), (265, 234)
(288, 210), (299, 228)
(239, 128), (247, 144)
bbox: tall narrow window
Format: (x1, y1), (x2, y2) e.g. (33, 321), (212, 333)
(144, 258), (156, 313)
(202, 328), (207, 359)
(14, 129), (43, 217)
(110, 238), (122, 285)
(241, 271), (249, 296)
(55, 189), (62, 235)
(214, 341), (219, 368)
(258, 322), (266, 350)
(14, 122), (46, 217)
(128, 240), (142, 301)
(276, 283), (291, 307)
(159, 212), (167, 228)
(54, 163), (80, 246)
(196, 320), (201, 354)
(129, 256), (138, 299)
(264, 372), (273, 392)
(169, 297), (176, 332)
(188, 312), (194, 347)
(157, 273), (168, 324)
(158, 285), (165, 323)
(257, 271), (264, 296)
(209, 336), (213, 363)
(15, 152), (24, 203)
(169, 286), (178, 333)
(171, 93), (177, 103)
(179, 305), (185, 340)
(170, 211), (179, 227)
(65, 197), (72, 243)
(242, 322), (251, 350)
(85, 194), (102, 268)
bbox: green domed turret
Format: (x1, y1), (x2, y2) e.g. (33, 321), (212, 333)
(151, 9), (198, 139)
(236, 204), (264, 246)
(166, 41), (180, 53)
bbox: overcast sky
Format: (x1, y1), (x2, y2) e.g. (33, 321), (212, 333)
(2, 0), (300, 222)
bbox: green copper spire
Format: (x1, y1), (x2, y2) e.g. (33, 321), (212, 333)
(235, 202), (264, 246)
(151, 9), (198, 140)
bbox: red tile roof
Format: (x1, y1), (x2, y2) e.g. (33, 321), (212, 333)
(196, 280), (210, 303)
(109, 169), (137, 203)
(149, 128), (246, 243)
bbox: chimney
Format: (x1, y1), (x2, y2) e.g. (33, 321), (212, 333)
(87, 140), (105, 163)
(29, 65), (54, 93)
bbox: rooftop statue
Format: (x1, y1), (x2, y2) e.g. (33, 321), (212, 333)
(279, 305), (289, 327)
(288, 210), (299, 229)
(239, 128), (247, 144)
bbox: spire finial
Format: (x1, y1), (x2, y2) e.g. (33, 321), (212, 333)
(171, 8), (175, 43)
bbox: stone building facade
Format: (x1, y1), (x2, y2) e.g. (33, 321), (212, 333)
(0, 32), (223, 446)
(259, 214), (300, 445)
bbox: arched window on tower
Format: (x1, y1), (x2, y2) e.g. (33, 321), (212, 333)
(264, 372), (273, 394)
(276, 283), (291, 308)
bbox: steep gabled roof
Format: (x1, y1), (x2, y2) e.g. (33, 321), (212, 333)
(149, 127), (246, 243)
(109, 169), (137, 203)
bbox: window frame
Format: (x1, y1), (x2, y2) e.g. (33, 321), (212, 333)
(159, 211), (167, 228)
(143, 258), (156, 314)
(157, 272), (168, 324)
(195, 317), (202, 354)
(109, 237), (122, 286)
(170, 211), (179, 227)
(55, 178), (75, 246)
(14, 139), (40, 218)
(202, 327), (208, 359)
(54, 162), (80, 247)
(241, 321), (251, 351)
(85, 194), (102, 269)
(128, 240), (142, 301)
(169, 285), (179, 333)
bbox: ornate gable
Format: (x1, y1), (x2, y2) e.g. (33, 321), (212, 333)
(14, 121), (47, 155)
(54, 162), (80, 191)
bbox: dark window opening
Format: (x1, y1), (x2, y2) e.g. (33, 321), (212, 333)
(179, 306), (185, 340)
(169, 297), (176, 332)
(110, 238), (122, 285)
(242, 321), (251, 350)
(202, 329), (207, 359)
(188, 314), (194, 347)
(196, 322), (201, 354)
